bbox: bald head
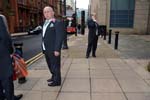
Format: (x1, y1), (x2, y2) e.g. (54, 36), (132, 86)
(43, 6), (54, 20)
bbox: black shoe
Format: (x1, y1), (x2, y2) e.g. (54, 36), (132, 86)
(48, 82), (61, 87)
(18, 77), (26, 84)
(47, 78), (53, 83)
(15, 94), (23, 100)
(92, 55), (96, 57)
(86, 55), (89, 58)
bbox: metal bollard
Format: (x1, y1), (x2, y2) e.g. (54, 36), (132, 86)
(108, 29), (112, 44)
(114, 31), (119, 50)
(103, 26), (106, 40)
(62, 17), (68, 49)
(14, 42), (27, 84)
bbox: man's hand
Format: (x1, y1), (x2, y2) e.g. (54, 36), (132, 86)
(54, 51), (60, 56)
(92, 16), (96, 20)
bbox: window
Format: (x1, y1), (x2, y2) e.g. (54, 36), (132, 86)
(110, 0), (135, 28)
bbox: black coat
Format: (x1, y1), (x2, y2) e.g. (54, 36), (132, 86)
(87, 18), (99, 42)
(0, 15), (13, 80)
(42, 20), (65, 55)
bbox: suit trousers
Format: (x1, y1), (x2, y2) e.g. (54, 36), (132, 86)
(86, 36), (99, 56)
(44, 53), (61, 83)
(0, 76), (14, 100)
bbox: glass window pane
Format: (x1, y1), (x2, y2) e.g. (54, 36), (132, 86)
(129, 0), (135, 10)
(110, 0), (135, 28)
(111, 0), (117, 10)
(117, 0), (129, 10)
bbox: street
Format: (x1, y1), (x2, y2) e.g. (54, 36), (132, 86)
(12, 34), (72, 61)
(12, 34), (42, 61)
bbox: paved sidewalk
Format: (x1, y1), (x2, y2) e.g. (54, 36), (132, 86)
(109, 34), (150, 59)
(14, 33), (150, 100)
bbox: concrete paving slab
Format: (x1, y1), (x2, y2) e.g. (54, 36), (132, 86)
(21, 91), (42, 100)
(124, 59), (141, 69)
(89, 58), (108, 67)
(16, 78), (40, 90)
(28, 70), (50, 78)
(91, 79), (122, 92)
(125, 59), (150, 79)
(107, 58), (128, 67)
(32, 78), (61, 92)
(61, 79), (90, 92)
(61, 60), (72, 72)
(72, 58), (88, 64)
(126, 93), (150, 100)
(92, 93), (126, 100)
(57, 93), (90, 100)
(107, 59), (130, 69)
(112, 69), (141, 79)
(89, 58), (110, 70)
(133, 66), (150, 80)
(145, 80), (150, 85)
(135, 59), (149, 68)
(14, 80), (20, 89)
(42, 92), (58, 100)
(90, 64), (110, 70)
(62, 58), (73, 64)
(28, 57), (48, 70)
(15, 90), (29, 97)
(118, 79), (150, 92)
(67, 70), (89, 78)
(69, 63), (89, 71)
(90, 69), (115, 79)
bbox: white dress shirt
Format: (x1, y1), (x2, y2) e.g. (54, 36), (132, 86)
(42, 19), (51, 50)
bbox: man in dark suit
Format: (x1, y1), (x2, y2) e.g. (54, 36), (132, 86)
(0, 14), (14, 100)
(0, 15), (23, 100)
(42, 6), (65, 86)
(86, 13), (100, 58)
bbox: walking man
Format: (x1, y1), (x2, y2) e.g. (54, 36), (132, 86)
(42, 6), (65, 86)
(86, 13), (100, 58)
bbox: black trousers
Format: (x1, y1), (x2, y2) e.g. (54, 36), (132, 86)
(45, 53), (61, 83)
(0, 76), (14, 100)
(86, 36), (98, 56)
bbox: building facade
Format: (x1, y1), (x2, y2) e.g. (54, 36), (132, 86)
(89, 0), (150, 34)
(0, 0), (64, 33)
(66, 0), (75, 11)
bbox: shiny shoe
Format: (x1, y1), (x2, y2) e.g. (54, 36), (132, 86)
(47, 78), (53, 83)
(15, 94), (23, 100)
(48, 82), (61, 87)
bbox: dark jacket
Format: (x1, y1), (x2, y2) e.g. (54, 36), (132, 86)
(42, 19), (65, 55)
(0, 15), (13, 80)
(87, 18), (99, 42)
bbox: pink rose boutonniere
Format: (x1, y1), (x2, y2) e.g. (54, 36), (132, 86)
(51, 18), (56, 23)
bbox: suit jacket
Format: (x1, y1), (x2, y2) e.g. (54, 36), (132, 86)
(0, 15), (13, 80)
(42, 19), (65, 55)
(87, 18), (99, 42)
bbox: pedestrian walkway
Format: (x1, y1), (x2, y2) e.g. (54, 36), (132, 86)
(14, 33), (150, 100)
